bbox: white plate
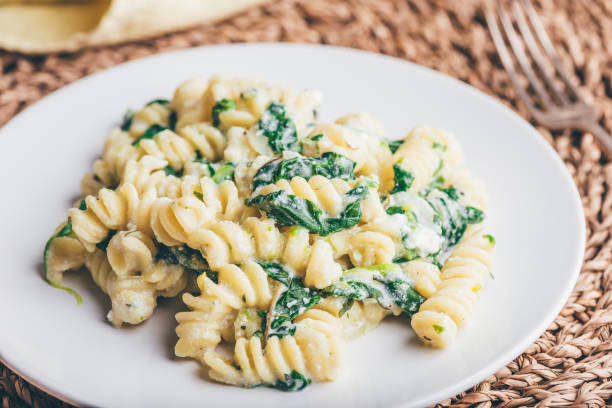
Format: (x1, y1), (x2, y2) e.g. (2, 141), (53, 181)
(0, 43), (585, 408)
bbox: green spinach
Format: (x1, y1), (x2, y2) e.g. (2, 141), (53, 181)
(252, 152), (356, 190)
(211, 162), (235, 183)
(120, 109), (135, 131)
(245, 180), (373, 236)
(43, 219), (83, 304)
(324, 264), (424, 316)
(132, 124), (167, 147)
(95, 230), (117, 251)
(257, 102), (299, 153)
(155, 243), (217, 282)
(257, 262), (321, 339)
(212, 98), (236, 127)
(390, 163), (414, 194)
(268, 370), (311, 391)
(385, 138), (403, 154)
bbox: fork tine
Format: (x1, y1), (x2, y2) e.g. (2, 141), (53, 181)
(496, 0), (552, 108)
(485, 6), (539, 115)
(512, 1), (569, 105)
(521, 0), (584, 102)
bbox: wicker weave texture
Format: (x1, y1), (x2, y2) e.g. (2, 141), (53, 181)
(0, 0), (610, 407)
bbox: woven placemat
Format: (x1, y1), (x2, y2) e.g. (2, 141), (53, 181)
(1, 0), (610, 406)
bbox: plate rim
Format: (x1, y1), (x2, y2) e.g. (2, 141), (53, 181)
(0, 42), (586, 408)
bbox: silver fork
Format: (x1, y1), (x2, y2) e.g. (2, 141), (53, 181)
(485, 0), (612, 156)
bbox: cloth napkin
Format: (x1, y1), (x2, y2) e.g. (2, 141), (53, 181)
(0, 0), (270, 54)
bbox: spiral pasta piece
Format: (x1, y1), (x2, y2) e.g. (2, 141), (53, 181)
(444, 169), (488, 210)
(198, 260), (273, 310)
(106, 230), (157, 278)
(402, 260), (442, 298)
(203, 308), (344, 387)
(381, 125), (463, 193)
(121, 155), (183, 198)
(411, 227), (494, 348)
(129, 101), (173, 138)
(175, 291), (236, 362)
(314, 297), (388, 340)
(85, 249), (157, 327)
(304, 123), (387, 177)
(45, 222), (87, 285)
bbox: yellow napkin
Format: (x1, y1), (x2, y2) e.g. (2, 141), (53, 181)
(0, 0), (271, 54)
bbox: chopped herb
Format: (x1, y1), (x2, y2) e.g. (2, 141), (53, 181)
(390, 163), (414, 194)
(385, 138), (404, 154)
(95, 230), (117, 251)
(483, 234), (496, 245)
(385, 206), (405, 216)
(310, 133), (324, 141)
(252, 152), (356, 190)
(132, 124), (167, 147)
(257, 102), (299, 153)
(43, 219), (83, 304)
(212, 99), (236, 127)
(432, 142), (447, 151)
(168, 110), (177, 131)
(268, 370), (311, 391)
(211, 162), (235, 183)
(433, 324), (445, 334)
(120, 109), (135, 131)
(193, 191), (204, 201)
(338, 297), (354, 317)
(163, 165), (183, 177)
(146, 99), (171, 106)
(246, 179), (373, 236)
(78, 200), (87, 211)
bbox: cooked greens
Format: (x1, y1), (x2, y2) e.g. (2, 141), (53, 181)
(245, 179), (373, 236)
(132, 124), (168, 147)
(43, 219), (83, 304)
(252, 152), (356, 190)
(155, 243), (217, 282)
(257, 262), (320, 339)
(389, 163), (414, 194)
(384, 138), (403, 154)
(268, 371), (312, 391)
(212, 98), (236, 127)
(120, 109), (135, 131)
(324, 264), (424, 316)
(95, 230), (117, 252)
(211, 162), (235, 183)
(257, 102), (299, 153)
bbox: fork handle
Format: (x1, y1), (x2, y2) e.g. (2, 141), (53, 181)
(584, 122), (612, 159)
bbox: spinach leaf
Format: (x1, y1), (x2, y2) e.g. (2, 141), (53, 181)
(163, 165), (184, 177)
(385, 138), (403, 154)
(95, 230), (117, 251)
(385, 206), (405, 216)
(146, 99), (171, 106)
(132, 124), (167, 147)
(168, 110), (177, 131)
(390, 163), (414, 194)
(120, 109), (135, 131)
(78, 199), (87, 211)
(212, 98), (236, 127)
(43, 219), (83, 304)
(246, 190), (325, 233)
(155, 243), (217, 282)
(246, 180), (372, 236)
(252, 152), (356, 190)
(257, 262), (321, 339)
(268, 370), (311, 392)
(211, 162), (235, 183)
(427, 190), (484, 247)
(257, 102), (299, 153)
(324, 264), (425, 317)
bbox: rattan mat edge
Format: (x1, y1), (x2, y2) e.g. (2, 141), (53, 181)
(1, 0), (611, 407)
